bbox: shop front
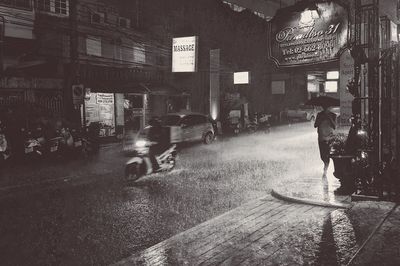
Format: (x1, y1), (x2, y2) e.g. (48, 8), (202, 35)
(268, 0), (347, 113)
(83, 84), (189, 142)
(306, 69), (340, 98)
(268, 0), (400, 199)
(84, 92), (121, 138)
(0, 77), (64, 129)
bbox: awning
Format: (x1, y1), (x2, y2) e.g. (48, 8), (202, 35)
(82, 81), (189, 96)
(7, 59), (47, 69)
(81, 81), (149, 93)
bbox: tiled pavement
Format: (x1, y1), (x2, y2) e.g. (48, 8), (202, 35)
(116, 163), (400, 266)
(115, 195), (338, 265)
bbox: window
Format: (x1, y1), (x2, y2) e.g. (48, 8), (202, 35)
(37, 0), (69, 16)
(325, 70), (339, 93)
(91, 12), (105, 24)
(307, 82), (318, 93)
(271, 80), (285, 95)
(325, 81), (338, 93)
(54, 0), (67, 15)
(222, 1), (245, 12)
(86, 36), (102, 57)
(191, 115), (206, 125)
(181, 116), (193, 127)
(37, 0), (51, 12)
(118, 17), (130, 28)
(326, 71), (339, 80)
(133, 45), (145, 64)
(0, 0), (32, 9)
(161, 115), (181, 126)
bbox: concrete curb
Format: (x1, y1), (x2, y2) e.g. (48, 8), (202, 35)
(271, 189), (350, 209)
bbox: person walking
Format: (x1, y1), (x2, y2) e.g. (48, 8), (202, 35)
(314, 104), (337, 175)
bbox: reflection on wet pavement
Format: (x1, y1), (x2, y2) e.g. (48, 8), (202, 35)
(117, 195), (361, 266)
(1, 123), (367, 265)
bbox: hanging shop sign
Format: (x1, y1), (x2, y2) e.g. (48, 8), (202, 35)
(172, 36), (198, 72)
(268, 1), (348, 67)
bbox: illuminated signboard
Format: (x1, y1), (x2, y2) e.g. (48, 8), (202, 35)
(234, 72), (250, 84)
(268, 1), (348, 67)
(172, 36), (198, 72)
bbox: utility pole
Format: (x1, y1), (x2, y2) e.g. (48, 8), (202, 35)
(66, 0), (81, 125)
(0, 15), (5, 74)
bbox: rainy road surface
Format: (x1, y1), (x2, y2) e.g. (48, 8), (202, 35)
(0, 122), (336, 265)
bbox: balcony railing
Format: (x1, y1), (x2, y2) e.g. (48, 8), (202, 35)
(0, 0), (32, 10)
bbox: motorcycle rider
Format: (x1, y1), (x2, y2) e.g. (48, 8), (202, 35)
(147, 117), (170, 170)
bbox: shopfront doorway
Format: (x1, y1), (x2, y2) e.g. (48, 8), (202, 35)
(84, 92), (117, 138)
(306, 70), (340, 99)
(124, 93), (147, 132)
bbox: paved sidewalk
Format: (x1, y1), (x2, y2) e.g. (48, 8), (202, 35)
(115, 162), (400, 265)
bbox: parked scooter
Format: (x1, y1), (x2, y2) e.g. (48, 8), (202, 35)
(245, 114), (271, 134)
(70, 128), (84, 154)
(125, 126), (177, 182)
(0, 128), (11, 165)
(256, 113), (271, 133)
(24, 131), (43, 157)
(82, 122), (100, 155)
(46, 135), (63, 157)
(22, 126), (45, 158)
(227, 117), (241, 135)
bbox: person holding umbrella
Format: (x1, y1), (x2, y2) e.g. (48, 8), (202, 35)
(309, 97), (339, 175)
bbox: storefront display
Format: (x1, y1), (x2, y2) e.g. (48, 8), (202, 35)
(85, 92), (116, 137)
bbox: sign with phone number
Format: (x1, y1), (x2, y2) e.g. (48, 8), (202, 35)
(268, 1), (348, 67)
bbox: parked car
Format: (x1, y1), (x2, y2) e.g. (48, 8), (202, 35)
(160, 112), (215, 144)
(286, 104), (321, 122)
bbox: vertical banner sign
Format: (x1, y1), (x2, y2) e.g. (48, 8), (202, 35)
(269, 1), (348, 67)
(210, 49), (220, 120)
(339, 49), (354, 125)
(172, 36), (198, 72)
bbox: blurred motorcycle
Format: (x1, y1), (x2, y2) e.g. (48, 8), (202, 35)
(125, 126), (177, 182)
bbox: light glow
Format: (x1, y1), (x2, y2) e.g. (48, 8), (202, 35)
(135, 140), (147, 147)
(234, 72), (250, 84)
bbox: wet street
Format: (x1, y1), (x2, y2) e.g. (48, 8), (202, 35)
(1, 123), (326, 265)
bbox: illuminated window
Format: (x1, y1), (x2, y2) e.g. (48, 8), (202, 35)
(326, 71), (339, 80)
(307, 74), (316, 80)
(325, 81), (338, 93)
(307, 82), (318, 93)
(325, 70), (339, 93)
(234, 72), (250, 85)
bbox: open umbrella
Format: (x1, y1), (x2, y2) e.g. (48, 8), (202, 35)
(306, 96), (340, 107)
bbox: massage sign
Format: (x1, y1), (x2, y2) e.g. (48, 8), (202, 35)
(268, 1), (348, 67)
